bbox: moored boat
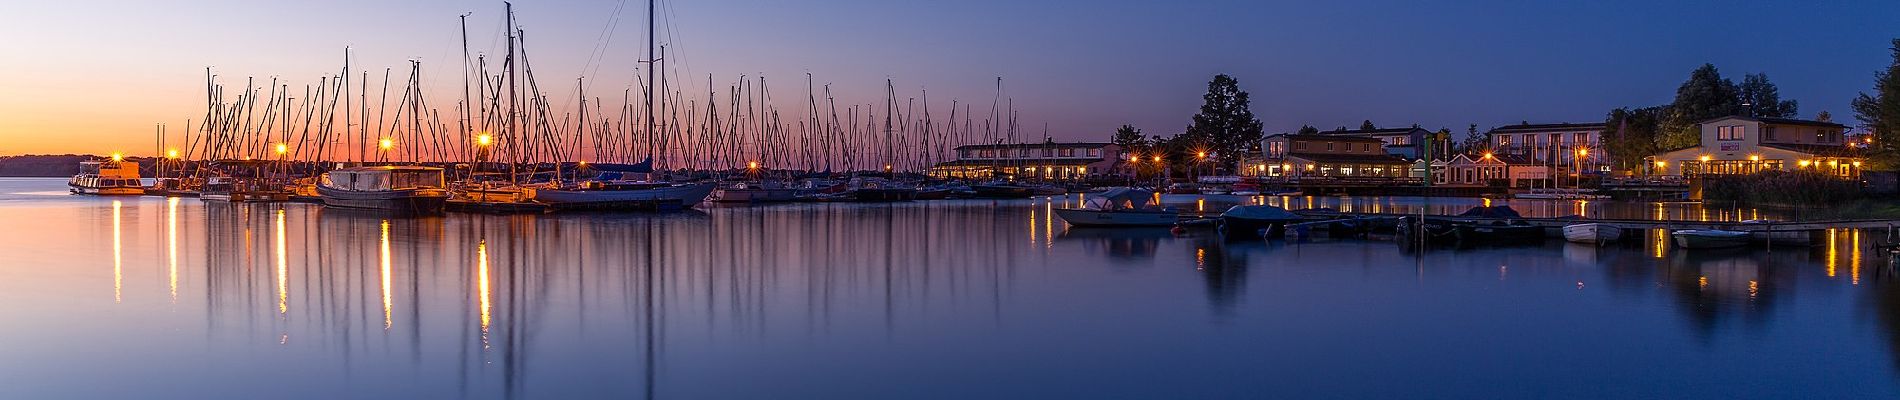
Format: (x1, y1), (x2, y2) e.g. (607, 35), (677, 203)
(317, 166), (451, 214)
(710, 181), (798, 203)
(1218, 204), (1304, 239)
(1672, 229), (1750, 249)
(969, 183), (1034, 199)
(533, 181), (716, 210)
(1562, 223), (1622, 244)
(1052, 188), (1177, 227)
(69, 159), (145, 195)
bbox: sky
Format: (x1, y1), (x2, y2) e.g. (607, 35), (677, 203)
(2, 0), (1898, 156)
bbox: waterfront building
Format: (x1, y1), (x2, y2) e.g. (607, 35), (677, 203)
(1486, 122), (1608, 171)
(929, 141), (1121, 181)
(1247, 133), (1411, 178)
(1649, 116), (1860, 177)
(1317, 126), (1447, 160)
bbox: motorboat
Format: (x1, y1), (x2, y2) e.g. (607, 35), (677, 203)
(842, 177), (917, 202)
(710, 181), (798, 203)
(1417, 206), (1545, 246)
(68, 159), (144, 195)
(1562, 223), (1622, 245)
(1052, 188), (1178, 227)
(1672, 229), (1750, 249)
(968, 182), (1034, 199)
(317, 166), (451, 213)
(199, 176), (291, 202)
(1218, 204), (1304, 239)
(534, 180), (716, 210)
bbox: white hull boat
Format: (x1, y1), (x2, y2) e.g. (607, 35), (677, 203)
(1562, 223), (1622, 244)
(1053, 208), (1178, 227)
(533, 182), (715, 210)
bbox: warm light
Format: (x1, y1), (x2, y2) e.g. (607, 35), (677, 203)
(274, 143), (289, 155)
(1853, 161), (1863, 167)
(166, 149), (180, 159)
(1577, 148), (1588, 157)
(476, 133), (493, 146)
(1748, 155), (1759, 162)
(1196, 151), (1206, 159)
(1699, 155), (1711, 162)
(1829, 160), (1838, 166)
(1799, 160), (1811, 167)
(378, 138), (394, 150)
(1304, 164), (1315, 170)
(380, 220), (393, 329)
(747, 161), (759, 170)
(1281, 163), (1291, 170)
(1482, 152), (1493, 159)
(1077, 167), (1086, 174)
(110, 152), (124, 162)
(884, 164), (893, 171)
(1152, 156), (1161, 162)
(1654, 160), (1667, 168)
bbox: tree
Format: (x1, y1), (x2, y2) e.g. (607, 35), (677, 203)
(1603, 106), (1666, 170)
(1739, 73), (1798, 118)
(1855, 39), (1900, 157)
(1457, 123), (1488, 155)
(1658, 64), (1741, 150)
(1182, 74), (1265, 170)
(1359, 120), (1377, 130)
(1817, 110), (1834, 123)
(1111, 124), (1146, 149)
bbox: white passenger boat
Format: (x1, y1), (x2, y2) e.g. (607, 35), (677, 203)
(1562, 223), (1622, 244)
(1671, 229), (1750, 249)
(1053, 188), (1178, 227)
(68, 159), (144, 195)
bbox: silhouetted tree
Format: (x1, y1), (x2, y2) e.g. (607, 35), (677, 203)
(1855, 39), (1900, 169)
(1457, 123), (1488, 155)
(1111, 124), (1147, 149)
(1604, 106), (1667, 169)
(1182, 74), (1265, 169)
(1818, 110), (1835, 123)
(1359, 120), (1377, 130)
(1296, 125), (1319, 135)
(1659, 64), (1741, 149)
(1739, 73), (1798, 118)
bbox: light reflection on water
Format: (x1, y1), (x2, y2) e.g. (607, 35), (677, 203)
(0, 179), (1898, 398)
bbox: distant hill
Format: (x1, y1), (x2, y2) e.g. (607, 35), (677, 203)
(0, 154), (113, 177)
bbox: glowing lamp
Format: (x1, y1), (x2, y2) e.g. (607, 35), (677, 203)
(378, 138), (394, 150)
(1799, 160), (1811, 167)
(110, 152), (124, 162)
(274, 143), (289, 155)
(1828, 160), (1838, 166)
(747, 161), (759, 170)
(1654, 160), (1666, 168)
(1196, 151), (1206, 159)
(476, 133), (493, 146)
(166, 149), (180, 159)
(1699, 155), (1711, 162)
(1152, 156), (1161, 162)
(1748, 155), (1759, 162)
(1854, 161), (1863, 167)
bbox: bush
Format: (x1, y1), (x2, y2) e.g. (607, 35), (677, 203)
(1702, 170), (1863, 204)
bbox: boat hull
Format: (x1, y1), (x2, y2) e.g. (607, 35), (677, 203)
(1054, 208), (1178, 227)
(710, 187), (798, 203)
(1672, 230), (1750, 249)
(317, 185), (450, 214)
(968, 185), (1033, 199)
(1562, 223), (1622, 244)
(70, 185), (145, 196)
(849, 188), (917, 202)
(533, 182), (715, 210)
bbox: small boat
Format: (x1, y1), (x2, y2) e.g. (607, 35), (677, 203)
(709, 181), (798, 203)
(1416, 206), (1545, 246)
(1218, 204), (1304, 239)
(1562, 223), (1622, 244)
(1672, 229), (1750, 249)
(534, 181), (716, 210)
(969, 182), (1034, 199)
(841, 177), (917, 202)
(69, 159), (145, 195)
(1052, 188), (1177, 227)
(317, 166), (451, 213)
(199, 176), (291, 202)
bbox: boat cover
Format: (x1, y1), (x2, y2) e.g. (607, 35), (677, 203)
(1457, 205), (1523, 218)
(1221, 205), (1300, 220)
(1090, 188), (1158, 210)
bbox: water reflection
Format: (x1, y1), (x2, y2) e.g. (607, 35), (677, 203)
(12, 192), (1900, 398)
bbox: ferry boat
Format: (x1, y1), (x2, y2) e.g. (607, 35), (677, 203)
(69, 159), (145, 195)
(317, 166), (451, 213)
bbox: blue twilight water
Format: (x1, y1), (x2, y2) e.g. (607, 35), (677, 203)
(0, 177), (1896, 399)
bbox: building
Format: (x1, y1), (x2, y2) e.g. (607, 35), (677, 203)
(1650, 116), (1859, 177)
(929, 141), (1121, 181)
(1487, 122), (1608, 171)
(1318, 126), (1448, 160)
(1247, 133), (1411, 178)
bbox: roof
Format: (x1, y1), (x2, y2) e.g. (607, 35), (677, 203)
(953, 142), (1112, 150)
(1760, 143), (1861, 157)
(1265, 133), (1386, 143)
(1698, 115), (1848, 129)
(932, 159), (1103, 167)
(1487, 122), (1607, 134)
(1283, 153), (1412, 164)
(1319, 127), (1430, 136)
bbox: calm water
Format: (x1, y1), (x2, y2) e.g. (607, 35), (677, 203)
(2, 177), (1898, 399)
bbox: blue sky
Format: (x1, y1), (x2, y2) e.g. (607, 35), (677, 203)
(2, 0), (1897, 153)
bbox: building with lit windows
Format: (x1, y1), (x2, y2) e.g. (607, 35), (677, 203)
(928, 141), (1121, 181)
(1650, 115), (1860, 177)
(1487, 122), (1607, 171)
(1316, 126), (1447, 160)
(1246, 133), (1411, 178)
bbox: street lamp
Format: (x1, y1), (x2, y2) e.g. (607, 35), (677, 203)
(166, 149), (180, 159)
(275, 143), (289, 156)
(379, 138), (394, 150)
(110, 152), (124, 162)
(476, 133), (493, 147)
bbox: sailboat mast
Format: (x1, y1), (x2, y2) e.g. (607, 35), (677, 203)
(644, 0), (657, 168)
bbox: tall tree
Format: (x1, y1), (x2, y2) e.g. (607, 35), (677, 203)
(1295, 125), (1320, 135)
(1855, 38), (1900, 156)
(1817, 110), (1834, 123)
(1739, 73), (1798, 118)
(1110, 124), (1146, 149)
(1457, 123), (1488, 155)
(1603, 106), (1666, 170)
(1359, 120), (1377, 130)
(1658, 64), (1741, 149)
(1182, 74), (1265, 169)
